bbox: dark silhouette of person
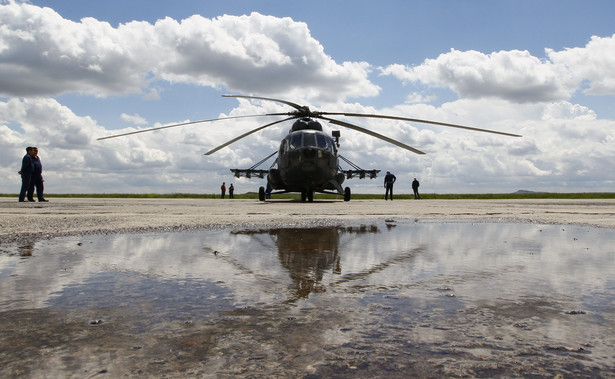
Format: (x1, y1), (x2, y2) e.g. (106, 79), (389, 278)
(383, 171), (396, 200)
(412, 177), (420, 199)
(229, 183), (234, 199)
(18, 146), (34, 202)
(265, 180), (272, 199)
(221, 182), (226, 199)
(28, 147), (48, 202)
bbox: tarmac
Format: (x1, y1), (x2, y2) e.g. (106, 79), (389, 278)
(2, 197), (615, 245)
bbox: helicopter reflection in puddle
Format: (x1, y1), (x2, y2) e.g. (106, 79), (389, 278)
(231, 225), (381, 301)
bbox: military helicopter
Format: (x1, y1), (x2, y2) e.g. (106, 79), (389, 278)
(98, 94), (521, 202)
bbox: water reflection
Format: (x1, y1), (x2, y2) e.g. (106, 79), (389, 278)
(1, 222), (614, 375)
(1, 222), (613, 316)
(234, 226), (380, 300)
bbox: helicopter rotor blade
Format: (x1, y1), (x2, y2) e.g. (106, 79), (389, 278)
(96, 113), (290, 141)
(321, 112), (521, 137)
(320, 116), (426, 155)
(223, 94), (309, 113)
(205, 116), (296, 156)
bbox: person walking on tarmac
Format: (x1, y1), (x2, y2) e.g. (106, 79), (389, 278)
(412, 177), (420, 199)
(28, 147), (49, 202)
(384, 171), (396, 200)
(221, 182), (226, 199)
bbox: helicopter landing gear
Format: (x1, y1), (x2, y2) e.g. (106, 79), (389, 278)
(344, 187), (351, 202)
(258, 186), (265, 201)
(301, 189), (314, 202)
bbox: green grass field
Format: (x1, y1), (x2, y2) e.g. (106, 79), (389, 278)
(3, 193), (614, 200)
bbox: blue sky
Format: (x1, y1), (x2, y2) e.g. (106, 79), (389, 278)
(1, 0), (615, 194)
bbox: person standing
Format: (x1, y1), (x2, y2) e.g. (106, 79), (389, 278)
(28, 147), (48, 202)
(229, 183), (234, 199)
(265, 180), (272, 199)
(18, 146), (34, 202)
(412, 177), (420, 199)
(221, 182), (226, 199)
(383, 171), (396, 200)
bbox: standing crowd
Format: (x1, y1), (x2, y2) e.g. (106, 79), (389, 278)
(18, 146), (48, 202)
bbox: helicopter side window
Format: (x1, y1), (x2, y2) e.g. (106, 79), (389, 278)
(290, 134), (302, 149)
(303, 133), (316, 148)
(280, 138), (289, 154)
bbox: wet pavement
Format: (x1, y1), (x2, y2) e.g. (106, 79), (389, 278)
(1, 220), (614, 377)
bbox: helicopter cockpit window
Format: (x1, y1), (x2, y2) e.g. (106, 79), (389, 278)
(290, 134), (302, 149)
(302, 133), (317, 148)
(316, 134), (328, 149)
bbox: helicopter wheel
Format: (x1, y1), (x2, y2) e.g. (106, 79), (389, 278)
(258, 186), (265, 201)
(344, 187), (351, 202)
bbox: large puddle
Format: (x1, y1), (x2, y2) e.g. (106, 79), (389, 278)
(1, 221), (614, 377)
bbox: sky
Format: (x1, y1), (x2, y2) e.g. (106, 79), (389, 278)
(1, 0), (614, 194)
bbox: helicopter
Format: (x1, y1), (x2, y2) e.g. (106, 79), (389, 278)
(98, 94), (521, 202)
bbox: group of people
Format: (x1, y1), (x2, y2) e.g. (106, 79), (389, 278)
(383, 171), (420, 200)
(220, 182), (234, 199)
(18, 146), (48, 202)
(16, 147), (415, 203)
(220, 173), (418, 200)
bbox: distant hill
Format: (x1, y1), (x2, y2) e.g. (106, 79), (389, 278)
(514, 190), (544, 194)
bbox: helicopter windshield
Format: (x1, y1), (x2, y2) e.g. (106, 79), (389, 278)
(286, 131), (332, 151)
(316, 134), (328, 149)
(303, 133), (316, 148)
(290, 134), (302, 149)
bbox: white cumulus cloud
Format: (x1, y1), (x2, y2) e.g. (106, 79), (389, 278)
(380, 34), (615, 103)
(1, 2), (614, 195)
(0, 3), (378, 102)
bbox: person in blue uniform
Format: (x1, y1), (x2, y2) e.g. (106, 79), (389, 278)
(265, 180), (272, 199)
(383, 171), (396, 200)
(27, 147), (48, 202)
(18, 146), (34, 202)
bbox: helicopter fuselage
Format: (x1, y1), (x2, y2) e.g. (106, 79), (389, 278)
(267, 118), (346, 199)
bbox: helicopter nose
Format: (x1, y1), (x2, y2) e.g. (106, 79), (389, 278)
(303, 149), (317, 160)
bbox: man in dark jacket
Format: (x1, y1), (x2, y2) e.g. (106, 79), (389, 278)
(412, 177), (420, 199)
(28, 147), (48, 202)
(383, 171), (396, 200)
(18, 147), (34, 202)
